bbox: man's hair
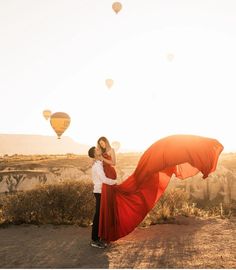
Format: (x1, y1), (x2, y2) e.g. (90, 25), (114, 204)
(88, 146), (96, 158)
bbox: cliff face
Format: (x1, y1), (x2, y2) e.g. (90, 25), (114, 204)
(0, 154), (236, 205)
(0, 167), (88, 193)
(0, 134), (89, 155)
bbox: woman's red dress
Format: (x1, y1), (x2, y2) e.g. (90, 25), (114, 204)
(102, 152), (117, 180)
(99, 134), (223, 242)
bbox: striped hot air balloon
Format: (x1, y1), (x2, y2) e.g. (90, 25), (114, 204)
(50, 112), (71, 139)
(112, 2), (122, 14)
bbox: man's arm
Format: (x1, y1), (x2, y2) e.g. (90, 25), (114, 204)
(97, 167), (117, 185)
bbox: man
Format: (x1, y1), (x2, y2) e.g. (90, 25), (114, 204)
(88, 146), (117, 249)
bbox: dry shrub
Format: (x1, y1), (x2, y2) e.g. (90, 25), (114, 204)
(141, 189), (236, 227)
(1, 180), (94, 226)
(141, 189), (189, 226)
(193, 200), (235, 218)
(0, 195), (4, 224)
(1, 184), (235, 228)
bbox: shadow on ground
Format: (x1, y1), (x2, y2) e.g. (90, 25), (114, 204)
(0, 216), (235, 268)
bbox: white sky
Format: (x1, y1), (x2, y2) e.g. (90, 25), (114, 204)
(0, 0), (236, 152)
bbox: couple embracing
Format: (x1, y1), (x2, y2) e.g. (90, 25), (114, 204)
(87, 134), (224, 249)
(88, 136), (117, 249)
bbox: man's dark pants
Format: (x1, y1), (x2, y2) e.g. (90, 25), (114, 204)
(92, 193), (101, 241)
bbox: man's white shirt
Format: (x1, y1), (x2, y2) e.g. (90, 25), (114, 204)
(92, 160), (117, 193)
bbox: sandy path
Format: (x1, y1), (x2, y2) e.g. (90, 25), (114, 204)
(0, 216), (235, 268)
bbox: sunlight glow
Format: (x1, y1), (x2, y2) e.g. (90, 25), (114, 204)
(0, 0), (235, 152)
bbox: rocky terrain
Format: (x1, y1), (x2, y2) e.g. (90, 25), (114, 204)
(0, 153), (236, 205)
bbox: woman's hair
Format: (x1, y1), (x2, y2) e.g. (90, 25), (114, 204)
(97, 136), (111, 153)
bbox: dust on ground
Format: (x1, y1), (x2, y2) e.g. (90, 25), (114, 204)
(0, 216), (235, 269)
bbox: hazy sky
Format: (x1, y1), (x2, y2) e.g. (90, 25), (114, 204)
(0, 0), (236, 152)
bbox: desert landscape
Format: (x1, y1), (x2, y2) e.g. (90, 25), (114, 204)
(0, 152), (235, 268)
(1, 0), (236, 268)
(0, 152), (236, 204)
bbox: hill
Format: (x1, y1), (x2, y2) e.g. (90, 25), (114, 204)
(0, 134), (89, 155)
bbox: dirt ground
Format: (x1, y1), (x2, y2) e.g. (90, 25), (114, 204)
(0, 216), (235, 269)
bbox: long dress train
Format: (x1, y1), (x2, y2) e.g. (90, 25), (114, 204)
(99, 134), (223, 242)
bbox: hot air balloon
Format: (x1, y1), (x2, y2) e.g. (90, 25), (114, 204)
(166, 53), (175, 62)
(112, 2), (122, 14)
(111, 141), (120, 152)
(50, 112), (71, 139)
(43, 110), (51, 120)
(105, 79), (114, 89)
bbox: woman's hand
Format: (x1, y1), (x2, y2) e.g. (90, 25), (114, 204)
(98, 155), (103, 161)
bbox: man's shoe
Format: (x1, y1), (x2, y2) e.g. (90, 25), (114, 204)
(90, 240), (106, 249)
(99, 240), (108, 247)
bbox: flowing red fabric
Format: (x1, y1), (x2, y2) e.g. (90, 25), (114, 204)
(99, 135), (223, 242)
(102, 153), (117, 180)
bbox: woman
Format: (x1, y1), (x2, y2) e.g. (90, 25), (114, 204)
(97, 136), (117, 180)
(99, 134), (224, 242)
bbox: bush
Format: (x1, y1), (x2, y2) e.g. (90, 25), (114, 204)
(140, 189), (189, 226)
(140, 189), (236, 226)
(1, 181), (94, 226)
(1, 184), (234, 228)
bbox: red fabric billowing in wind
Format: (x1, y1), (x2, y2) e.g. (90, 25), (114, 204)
(99, 135), (223, 242)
